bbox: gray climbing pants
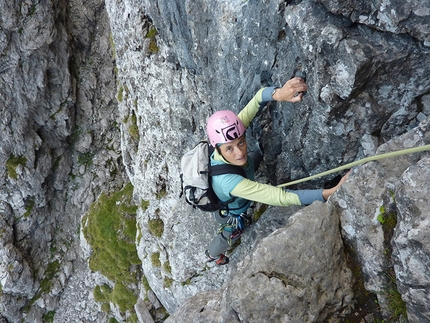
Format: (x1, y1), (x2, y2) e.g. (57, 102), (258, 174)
(207, 211), (241, 258)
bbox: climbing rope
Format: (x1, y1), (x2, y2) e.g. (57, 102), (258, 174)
(277, 144), (430, 188)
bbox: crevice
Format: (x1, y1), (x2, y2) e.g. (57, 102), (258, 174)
(255, 271), (305, 290)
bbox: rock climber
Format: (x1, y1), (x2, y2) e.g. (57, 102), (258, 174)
(205, 76), (350, 265)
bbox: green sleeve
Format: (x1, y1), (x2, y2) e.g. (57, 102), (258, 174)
(237, 88), (265, 127)
(230, 178), (302, 206)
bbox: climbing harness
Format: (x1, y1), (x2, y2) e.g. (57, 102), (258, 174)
(277, 144), (430, 188)
(218, 210), (252, 245)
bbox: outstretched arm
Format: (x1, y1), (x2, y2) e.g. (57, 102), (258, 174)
(237, 76), (308, 126)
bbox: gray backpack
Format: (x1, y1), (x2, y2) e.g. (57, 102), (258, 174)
(179, 141), (246, 212)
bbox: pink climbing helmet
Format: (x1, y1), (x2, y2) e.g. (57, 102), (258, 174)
(206, 110), (246, 147)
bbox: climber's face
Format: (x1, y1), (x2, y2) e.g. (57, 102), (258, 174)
(218, 135), (248, 166)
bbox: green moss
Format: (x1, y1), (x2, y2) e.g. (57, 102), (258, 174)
(24, 260), (61, 312)
(163, 261), (172, 274)
(128, 114), (139, 141)
(148, 39), (159, 54)
(6, 155), (27, 179)
(109, 33), (116, 60)
(382, 269), (407, 321)
(29, 4), (36, 15)
(146, 26), (158, 38)
(52, 155), (62, 171)
(78, 152), (94, 167)
(145, 26), (159, 54)
(136, 225), (142, 242)
(82, 183), (141, 315)
(140, 200), (150, 211)
(23, 197), (35, 218)
(101, 303), (111, 312)
(142, 275), (151, 292)
(181, 278), (191, 286)
(164, 277), (173, 288)
(155, 187), (167, 199)
(111, 282), (138, 312)
(253, 203), (268, 222)
(150, 252), (161, 267)
(43, 311), (55, 323)
(117, 86), (124, 102)
(83, 183), (140, 282)
(40, 261), (61, 294)
(148, 218), (164, 238)
(69, 125), (83, 145)
(126, 313), (139, 323)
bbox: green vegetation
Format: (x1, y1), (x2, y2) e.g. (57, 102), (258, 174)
(78, 152), (94, 167)
(164, 277), (173, 288)
(377, 197), (407, 321)
(148, 218), (164, 238)
(163, 261), (172, 274)
(109, 33), (116, 60)
(150, 252), (161, 267)
(146, 26), (158, 38)
(253, 203), (268, 222)
(24, 260), (61, 312)
(43, 311), (55, 323)
(94, 282), (138, 313)
(52, 155), (62, 171)
(40, 261), (61, 294)
(383, 269), (407, 321)
(142, 275), (150, 290)
(128, 313), (139, 323)
(140, 200), (150, 211)
(6, 154), (27, 179)
(117, 86), (124, 102)
(122, 112), (139, 141)
(155, 187), (167, 199)
(146, 26), (159, 55)
(128, 114), (139, 141)
(342, 241), (383, 322)
(377, 205), (396, 228)
(377, 206), (386, 224)
(82, 183), (140, 316)
(181, 278), (191, 286)
(23, 197), (35, 218)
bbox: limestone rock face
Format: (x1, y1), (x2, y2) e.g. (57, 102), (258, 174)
(393, 158), (430, 322)
(1, 0), (430, 322)
(1, 0), (123, 321)
(108, 0), (430, 320)
(332, 117), (430, 322)
(166, 203), (355, 323)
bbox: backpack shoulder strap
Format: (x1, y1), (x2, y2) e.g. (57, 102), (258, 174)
(210, 164), (246, 177)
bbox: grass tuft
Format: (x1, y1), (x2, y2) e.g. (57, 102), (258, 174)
(6, 155), (27, 179)
(148, 218), (164, 238)
(82, 183), (140, 315)
(384, 269), (407, 321)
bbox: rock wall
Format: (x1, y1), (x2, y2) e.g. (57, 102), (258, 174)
(1, 0), (125, 321)
(110, 0), (429, 319)
(1, 0), (430, 322)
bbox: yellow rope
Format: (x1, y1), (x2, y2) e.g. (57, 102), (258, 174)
(277, 144), (430, 188)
